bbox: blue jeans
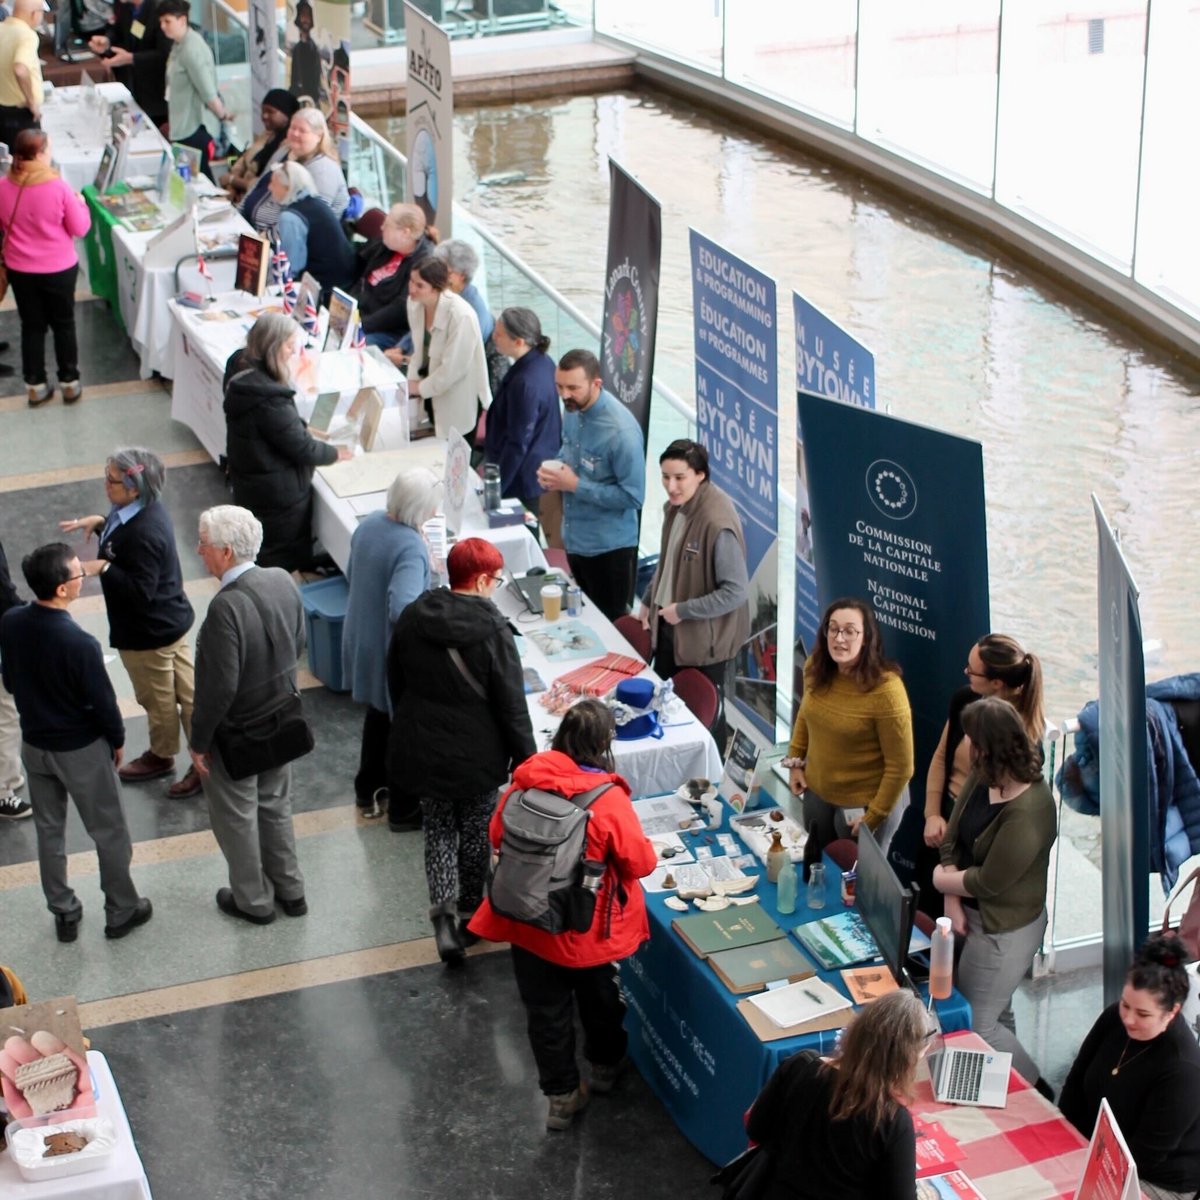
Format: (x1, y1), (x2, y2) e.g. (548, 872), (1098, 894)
(364, 331), (400, 350)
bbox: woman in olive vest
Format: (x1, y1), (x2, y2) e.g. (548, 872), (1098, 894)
(638, 439), (750, 748)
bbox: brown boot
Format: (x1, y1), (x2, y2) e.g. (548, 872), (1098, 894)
(119, 750), (175, 782)
(166, 765), (203, 799)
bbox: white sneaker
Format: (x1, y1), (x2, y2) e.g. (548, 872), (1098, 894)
(0, 794), (31, 820)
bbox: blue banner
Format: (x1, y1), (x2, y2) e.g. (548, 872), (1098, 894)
(690, 231), (778, 741)
(796, 391), (989, 795)
(1093, 497), (1149, 1005)
(792, 291), (875, 669)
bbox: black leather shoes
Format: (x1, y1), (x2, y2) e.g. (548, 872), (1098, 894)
(431, 912), (465, 965)
(104, 898), (153, 939)
(279, 895), (308, 917)
(55, 913), (81, 943)
(216, 887), (275, 925)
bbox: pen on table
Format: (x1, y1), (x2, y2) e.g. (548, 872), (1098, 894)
(803, 989), (822, 1003)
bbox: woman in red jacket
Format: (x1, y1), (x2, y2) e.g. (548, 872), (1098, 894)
(470, 698), (656, 1132)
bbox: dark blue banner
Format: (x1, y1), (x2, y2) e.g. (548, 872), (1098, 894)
(796, 391), (989, 791)
(1093, 496), (1149, 1004)
(690, 231), (778, 741)
(792, 291), (875, 668)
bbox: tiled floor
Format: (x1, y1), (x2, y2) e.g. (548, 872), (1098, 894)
(0, 295), (1102, 1196)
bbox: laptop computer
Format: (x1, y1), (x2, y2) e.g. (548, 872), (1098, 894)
(507, 570), (565, 616)
(926, 1035), (1012, 1107)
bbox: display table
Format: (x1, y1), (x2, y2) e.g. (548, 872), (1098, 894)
(0, 1051), (152, 1199)
(490, 584), (723, 797)
(622, 836), (972, 1166)
(908, 1031), (1092, 1200)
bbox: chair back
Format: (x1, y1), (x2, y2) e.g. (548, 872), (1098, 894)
(671, 668), (719, 731)
(356, 206), (387, 241)
(824, 838), (858, 872)
(614, 614), (651, 662)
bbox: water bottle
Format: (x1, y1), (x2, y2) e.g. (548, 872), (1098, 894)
(566, 584), (581, 617)
(483, 462), (502, 511)
(929, 915), (954, 1001)
(580, 860), (605, 892)
(776, 858), (797, 915)
(807, 862), (826, 910)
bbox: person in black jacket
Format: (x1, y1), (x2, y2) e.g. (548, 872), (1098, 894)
(355, 202), (435, 352)
(745, 989), (928, 1200)
(269, 160), (356, 303)
(224, 313), (350, 572)
(387, 537), (535, 962)
(0, 538), (27, 819)
(1060, 932), (1200, 1200)
(486, 307), (561, 514)
(58, 448), (200, 797)
(0, 543), (152, 943)
(87, 0), (171, 128)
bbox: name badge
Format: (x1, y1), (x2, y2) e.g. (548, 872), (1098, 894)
(130, 19), (145, 39)
(580, 454), (597, 473)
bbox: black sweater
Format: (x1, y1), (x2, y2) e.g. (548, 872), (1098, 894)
(97, 502), (194, 651)
(1060, 1003), (1200, 1190)
(0, 604), (125, 752)
(745, 1050), (916, 1200)
(355, 234), (434, 337)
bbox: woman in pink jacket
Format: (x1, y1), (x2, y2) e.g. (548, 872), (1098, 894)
(0, 129), (91, 407)
(470, 698), (657, 1132)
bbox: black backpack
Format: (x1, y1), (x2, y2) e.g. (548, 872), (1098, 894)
(487, 783), (614, 934)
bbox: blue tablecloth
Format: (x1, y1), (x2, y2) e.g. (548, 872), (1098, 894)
(621, 824), (972, 1166)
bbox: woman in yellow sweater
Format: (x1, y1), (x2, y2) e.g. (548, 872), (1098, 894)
(786, 598), (914, 842)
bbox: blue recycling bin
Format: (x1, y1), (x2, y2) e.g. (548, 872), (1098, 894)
(300, 577), (350, 693)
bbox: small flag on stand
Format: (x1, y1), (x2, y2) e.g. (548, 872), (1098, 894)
(271, 243), (297, 312)
(303, 295), (320, 338)
(352, 320), (366, 350)
(195, 252), (214, 299)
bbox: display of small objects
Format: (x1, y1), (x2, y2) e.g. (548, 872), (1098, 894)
(43, 1132), (89, 1157)
(729, 810), (807, 864)
(13, 1050), (77, 1116)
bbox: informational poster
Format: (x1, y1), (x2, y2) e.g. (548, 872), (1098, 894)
(690, 231), (778, 742)
(404, 2), (453, 237)
(1093, 497), (1149, 1006)
(600, 160), (661, 441)
(1075, 1098), (1139, 1200)
(796, 392), (990, 797)
(792, 291), (876, 706)
(247, 0), (279, 135)
(286, 0), (352, 168)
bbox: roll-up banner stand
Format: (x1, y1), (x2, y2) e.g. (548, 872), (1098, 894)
(796, 391), (990, 802)
(690, 231), (779, 744)
(286, 0), (352, 173)
(248, 0), (279, 135)
(1093, 496), (1149, 1004)
(403, 2), (453, 237)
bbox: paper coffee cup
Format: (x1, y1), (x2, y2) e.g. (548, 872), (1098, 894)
(541, 585), (562, 622)
(540, 459), (563, 473)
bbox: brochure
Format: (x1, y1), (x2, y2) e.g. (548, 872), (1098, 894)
(916, 1173), (987, 1200)
(746, 976), (853, 1029)
(912, 1117), (963, 1179)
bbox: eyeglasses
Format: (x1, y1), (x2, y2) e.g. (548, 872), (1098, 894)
(827, 625), (862, 642)
(65, 571), (87, 582)
(104, 475), (125, 486)
(489, 573), (505, 584)
(964, 665), (990, 679)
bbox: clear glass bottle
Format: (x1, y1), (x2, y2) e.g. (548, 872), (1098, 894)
(807, 862), (826, 909)
(776, 858), (798, 914)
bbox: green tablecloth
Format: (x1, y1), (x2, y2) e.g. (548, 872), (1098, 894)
(83, 184), (129, 330)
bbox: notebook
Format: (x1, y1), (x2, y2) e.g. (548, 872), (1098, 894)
(926, 1036), (1011, 1108)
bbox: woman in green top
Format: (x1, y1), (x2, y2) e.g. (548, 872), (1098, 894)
(158, 0), (231, 181)
(935, 695), (1057, 1092)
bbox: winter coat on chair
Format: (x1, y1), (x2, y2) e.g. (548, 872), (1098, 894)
(469, 750), (657, 967)
(386, 587), (536, 802)
(222, 349), (338, 571)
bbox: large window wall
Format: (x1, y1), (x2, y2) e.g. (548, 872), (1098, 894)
(594, 0), (1200, 322)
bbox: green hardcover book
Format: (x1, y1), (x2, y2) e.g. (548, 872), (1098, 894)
(671, 902), (783, 959)
(708, 937), (815, 994)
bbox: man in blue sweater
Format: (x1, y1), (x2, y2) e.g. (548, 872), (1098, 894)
(0, 543), (152, 943)
(537, 349), (645, 620)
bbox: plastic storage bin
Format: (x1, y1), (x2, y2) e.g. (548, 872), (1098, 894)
(300, 576), (350, 693)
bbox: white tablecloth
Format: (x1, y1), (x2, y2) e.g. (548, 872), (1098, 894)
(491, 585), (723, 799)
(42, 84), (168, 193)
(0, 1051), (152, 1200)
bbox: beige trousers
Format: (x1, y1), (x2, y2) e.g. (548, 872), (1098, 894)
(0, 680), (23, 795)
(119, 636), (195, 758)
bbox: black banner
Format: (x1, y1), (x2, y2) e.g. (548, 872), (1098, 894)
(600, 159), (661, 443)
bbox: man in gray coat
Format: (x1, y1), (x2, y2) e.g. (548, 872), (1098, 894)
(189, 505), (308, 925)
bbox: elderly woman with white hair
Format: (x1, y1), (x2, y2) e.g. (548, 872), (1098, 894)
(224, 313), (350, 571)
(57, 447), (200, 798)
(242, 104), (349, 233)
(342, 467), (441, 826)
(354, 202), (436, 351)
(435, 239), (494, 344)
(270, 161), (356, 300)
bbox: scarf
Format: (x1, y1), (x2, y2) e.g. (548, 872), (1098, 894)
(8, 161), (58, 188)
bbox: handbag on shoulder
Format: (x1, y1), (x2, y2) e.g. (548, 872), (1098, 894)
(1163, 866), (1200, 960)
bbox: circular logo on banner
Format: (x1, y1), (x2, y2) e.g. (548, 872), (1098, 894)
(865, 459), (918, 520)
(603, 259), (647, 406)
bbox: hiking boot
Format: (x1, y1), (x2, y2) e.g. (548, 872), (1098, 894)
(0, 793), (32, 820)
(546, 1085), (589, 1131)
(119, 750), (175, 782)
(590, 1057), (628, 1095)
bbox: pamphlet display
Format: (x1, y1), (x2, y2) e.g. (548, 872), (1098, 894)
(719, 730), (787, 812)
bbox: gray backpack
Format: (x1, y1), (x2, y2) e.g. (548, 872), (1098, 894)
(488, 783), (614, 934)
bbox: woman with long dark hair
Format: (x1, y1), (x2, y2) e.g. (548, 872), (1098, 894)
(1061, 932), (1200, 1200)
(745, 989), (929, 1199)
(785, 597), (914, 841)
(935, 695), (1056, 1090)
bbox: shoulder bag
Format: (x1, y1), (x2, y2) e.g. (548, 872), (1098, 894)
(1163, 866), (1200, 961)
(213, 582), (315, 780)
(0, 181), (29, 304)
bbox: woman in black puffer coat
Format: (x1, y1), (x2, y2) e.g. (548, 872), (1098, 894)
(223, 313), (349, 571)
